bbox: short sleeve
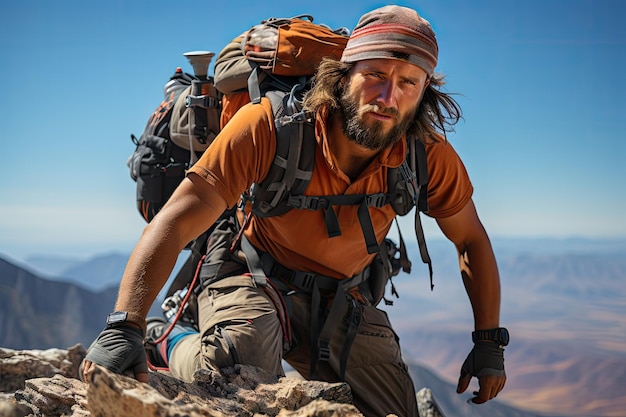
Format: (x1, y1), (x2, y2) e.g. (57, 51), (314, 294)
(424, 140), (473, 218)
(187, 98), (276, 207)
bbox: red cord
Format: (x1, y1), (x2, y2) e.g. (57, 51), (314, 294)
(146, 254), (206, 372)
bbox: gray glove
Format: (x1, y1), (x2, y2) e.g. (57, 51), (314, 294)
(460, 341), (505, 378)
(83, 326), (147, 377)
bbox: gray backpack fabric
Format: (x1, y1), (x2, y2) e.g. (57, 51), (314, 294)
(128, 60), (221, 223)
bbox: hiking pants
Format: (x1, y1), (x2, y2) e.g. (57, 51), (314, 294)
(168, 274), (418, 417)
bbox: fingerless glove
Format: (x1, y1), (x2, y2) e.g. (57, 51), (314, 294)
(84, 326), (147, 376)
(460, 341), (505, 378)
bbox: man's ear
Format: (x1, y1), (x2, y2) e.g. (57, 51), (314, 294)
(338, 75), (349, 93)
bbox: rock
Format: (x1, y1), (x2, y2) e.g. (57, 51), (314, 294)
(0, 396), (33, 417)
(276, 399), (364, 416)
(416, 388), (444, 417)
(0, 345), (445, 417)
(85, 365), (359, 417)
(15, 374), (89, 417)
(0, 344), (86, 392)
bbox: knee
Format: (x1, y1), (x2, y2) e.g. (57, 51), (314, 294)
(203, 319), (284, 374)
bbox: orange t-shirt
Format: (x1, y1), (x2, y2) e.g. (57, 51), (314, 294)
(220, 91), (251, 129)
(188, 98), (472, 279)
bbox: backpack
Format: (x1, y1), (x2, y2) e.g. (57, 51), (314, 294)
(146, 12), (351, 340)
(128, 52), (221, 223)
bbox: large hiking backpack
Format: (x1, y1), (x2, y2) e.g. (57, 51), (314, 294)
(128, 52), (221, 223)
(161, 15), (353, 299)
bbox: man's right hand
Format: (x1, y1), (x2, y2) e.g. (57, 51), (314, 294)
(80, 326), (148, 383)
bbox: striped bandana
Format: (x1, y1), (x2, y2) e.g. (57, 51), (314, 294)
(340, 5), (438, 76)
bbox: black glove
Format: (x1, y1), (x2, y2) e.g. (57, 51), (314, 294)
(460, 341), (505, 378)
(83, 326), (147, 378)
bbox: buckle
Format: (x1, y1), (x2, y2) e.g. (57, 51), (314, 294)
(185, 95), (219, 109)
(318, 340), (330, 361)
(292, 271), (317, 291)
(288, 196), (328, 211)
(365, 193), (388, 207)
(288, 195), (305, 209)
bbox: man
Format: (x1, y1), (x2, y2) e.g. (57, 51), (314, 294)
(82, 6), (507, 416)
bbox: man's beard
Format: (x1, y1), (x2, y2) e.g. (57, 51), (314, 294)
(339, 84), (416, 151)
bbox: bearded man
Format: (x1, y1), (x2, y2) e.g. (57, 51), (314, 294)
(82, 6), (507, 417)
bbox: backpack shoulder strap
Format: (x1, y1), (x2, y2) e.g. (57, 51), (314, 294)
(413, 139), (429, 212)
(246, 85), (316, 217)
(410, 139), (433, 289)
(386, 138), (433, 289)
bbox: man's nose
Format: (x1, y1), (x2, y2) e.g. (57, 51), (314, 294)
(376, 80), (397, 108)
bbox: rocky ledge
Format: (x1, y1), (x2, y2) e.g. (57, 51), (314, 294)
(0, 345), (444, 417)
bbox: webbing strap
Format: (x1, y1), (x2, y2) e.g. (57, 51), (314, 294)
(248, 67), (262, 104)
(394, 219), (412, 274)
(309, 273), (366, 381)
(164, 231), (209, 298)
(240, 235), (269, 288)
(406, 138), (433, 288)
(309, 279), (323, 376)
(288, 193), (388, 254)
(257, 250), (370, 380)
(283, 120), (303, 188)
(323, 207), (341, 238)
(310, 283), (348, 379)
(339, 299), (361, 379)
(414, 209), (434, 290)
(415, 140), (429, 212)
(358, 200), (378, 254)
(272, 104), (304, 207)
(260, 253), (370, 294)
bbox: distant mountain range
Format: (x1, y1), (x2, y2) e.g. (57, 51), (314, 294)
(0, 257), (117, 349)
(2, 237), (625, 417)
(23, 251), (190, 294)
(385, 239), (626, 417)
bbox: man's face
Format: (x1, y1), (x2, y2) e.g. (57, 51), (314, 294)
(339, 59), (429, 151)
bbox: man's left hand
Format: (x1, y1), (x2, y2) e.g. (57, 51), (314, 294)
(456, 341), (506, 404)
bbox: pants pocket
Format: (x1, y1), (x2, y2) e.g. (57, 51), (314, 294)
(349, 305), (401, 367)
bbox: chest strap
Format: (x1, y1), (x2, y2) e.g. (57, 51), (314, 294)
(288, 192), (389, 255)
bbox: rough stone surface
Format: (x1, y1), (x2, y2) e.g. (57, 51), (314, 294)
(416, 388), (444, 417)
(0, 344), (86, 392)
(0, 345), (445, 417)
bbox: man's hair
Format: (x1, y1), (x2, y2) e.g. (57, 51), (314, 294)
(303, 58), (462, 143)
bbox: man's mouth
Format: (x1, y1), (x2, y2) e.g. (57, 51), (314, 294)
(362, 104), (398, 122)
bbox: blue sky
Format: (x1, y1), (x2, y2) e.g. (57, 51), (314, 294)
(1, 0), (625, 262)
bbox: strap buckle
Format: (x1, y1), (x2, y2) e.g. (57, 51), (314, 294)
(291, 271), (317, 291)
(365, 193), (388, 208)
(185, 95), (219, 109)
(288, 196), (329, 210)
(318, 340), (331, 362)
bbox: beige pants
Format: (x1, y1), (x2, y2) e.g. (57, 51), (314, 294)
(168, 274), (418, 417)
